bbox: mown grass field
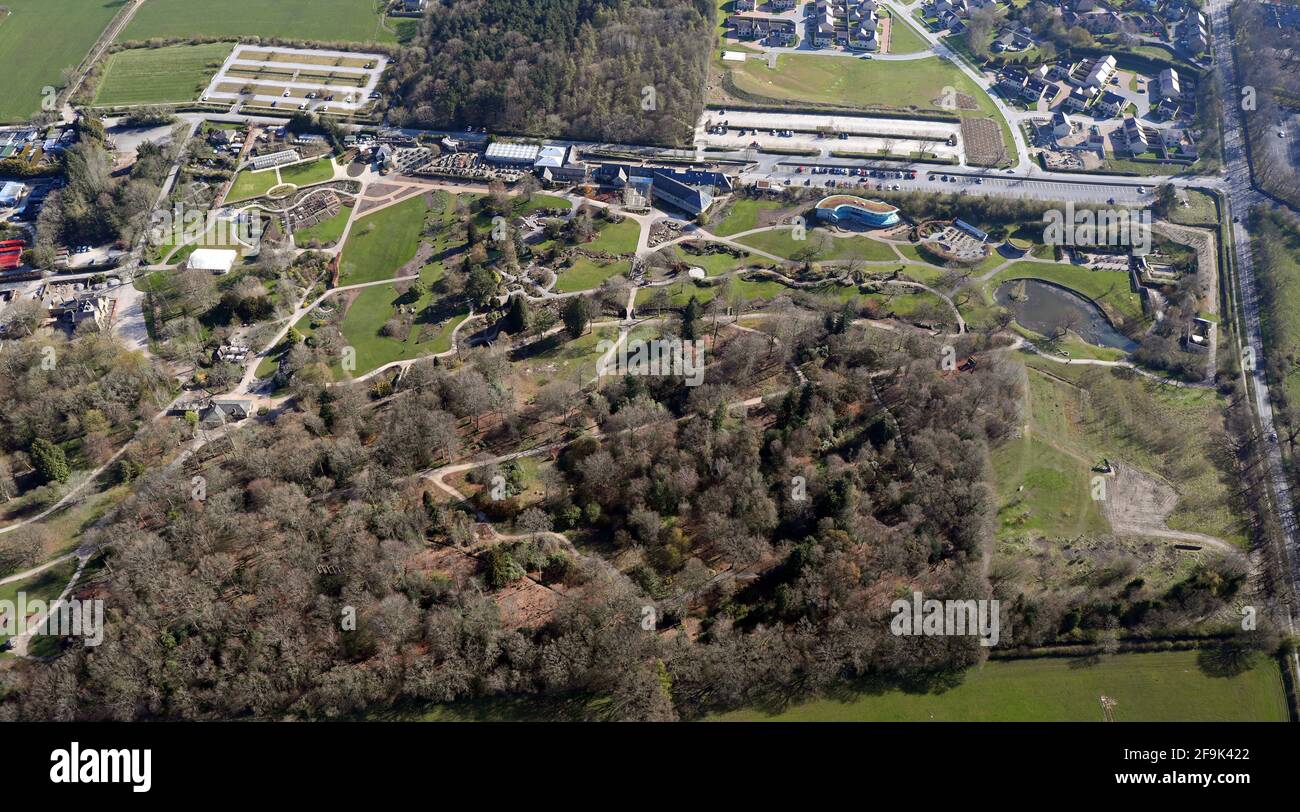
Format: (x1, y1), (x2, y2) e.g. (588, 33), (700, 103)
(0, 0), (126, 122)
(92, 42), (231, 105)
(554, 258), (631, 293)
(636, 277), (790, 308)
(584, 218), (641, 255)
(1168, 190), (1219, 228)
(329, 283), (467, 377)
(707, 651), (1289, 721)
(882, 9), (930, 55)
(0, 558), (80, 646)
(674, 245), (775, 276)
(337, 194), (429, 284)
(225, 168), (280, 203)
(710, 197), (787, 237)
(119, 0), (396, 43)
(1006, 357), (1246, 547)
(279, 156), (336, 187)
(1251, 210), (1300, 443)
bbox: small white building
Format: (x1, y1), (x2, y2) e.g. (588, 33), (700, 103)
(0, 181), (25, 206)
(187, 248), (238, 274)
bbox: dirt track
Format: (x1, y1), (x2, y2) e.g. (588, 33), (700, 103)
(1100, 463), (1240, 556)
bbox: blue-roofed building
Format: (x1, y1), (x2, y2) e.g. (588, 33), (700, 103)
(593, 164), (730, 216)
(955, 219), (988, 242)
(650, 172), (714, 216)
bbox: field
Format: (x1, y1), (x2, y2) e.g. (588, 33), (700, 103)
(719, 52), (1014, 163)
(674, 245), (775, 276)
(0, 0), (126, 123)
(92, 42), (232, 105)
(327, 282), (468, 377)
(554, 258), (632, 293)
(225, 168), (280, 203)
(293, 206), (351, 247)
(337, 194), (429, 284)
(636, 277), (790, 308)
(118, 0), (397, 44)
(707, 651), (1289, 721)
(584, 218), (641, 255)
(882, 9), (929, 55)
(998, 358), (1246, 551)
(710, 198), (787, 237)
(0, 558), (79, 647)
(1168, 190), (1219, 227)
(279, 157), (337, 187)
(1253, 211), (1300, 416)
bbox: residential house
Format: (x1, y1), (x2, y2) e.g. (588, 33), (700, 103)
(1063, 84), (1098, 112)
(1078, 9), (1125, 34)
(728, 14), (797, 44)
(1155, 68), (1181, 102)
(1052, 111), (1075, 139)
(1023, 76), (1055, 103)
(1095, 90), (1127, 117)
(1080, 54), (1118, 88)
(1121, 116), (1151, 152)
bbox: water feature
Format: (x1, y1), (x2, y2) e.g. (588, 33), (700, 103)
(995, 278), (1136, 352)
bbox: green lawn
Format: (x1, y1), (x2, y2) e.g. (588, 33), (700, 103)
(119, 0), (397, 43)
(675, 245), (772, 276)
(1253, 210), (1300, 419)
(279, 156), (336, 187)
(337, 194), (429, 284)
(293, 206), (351, 248)
(883, 9), (930, 55)
(584, 218), (641, 255)
(517, 327), (619, 388)
(738, 228), (898, 263)
(708, 651), (1289, 721)
(1010, 359), (1245, 546)
(0, 0), (127, 122)
(0, 558), (78, 646)
(92, 42), (231, 105)
(554, 258), (631, 293)
(727, 53), (970, 110)
(1169, 190), (1219, 227)
(225, 168), (280, 203)
(711, 198), (786, 237)
(328, 283), (468, 377)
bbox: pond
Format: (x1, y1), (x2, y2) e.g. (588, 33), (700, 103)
(995, 278), (1136, 352)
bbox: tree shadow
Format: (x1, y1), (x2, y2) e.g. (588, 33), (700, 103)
(1196, 641), (1257, 679)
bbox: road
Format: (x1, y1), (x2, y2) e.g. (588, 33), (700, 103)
(1206, 0), (1300, 678)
